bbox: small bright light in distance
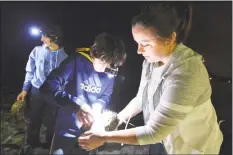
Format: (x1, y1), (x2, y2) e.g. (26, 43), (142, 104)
(30, 27), (41, 36)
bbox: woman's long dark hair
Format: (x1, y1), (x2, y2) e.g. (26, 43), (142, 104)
(132, 2), (193, 43)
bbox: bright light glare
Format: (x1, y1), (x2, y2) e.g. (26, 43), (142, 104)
(107, 74), (114, 78)
(92, 103), (103, 114)
(90, 109), (116, 132)
(91, 119), (105, 132)
(30, 27), (41, 36)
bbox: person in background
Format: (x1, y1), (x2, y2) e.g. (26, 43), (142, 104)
(39, 32), (127, 155)
(78, 3), (223, 154)
(17, 23), (68, 152)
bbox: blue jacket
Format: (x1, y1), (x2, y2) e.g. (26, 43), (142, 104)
(23, 45), (68, 91)
(40, 52), (115, 137)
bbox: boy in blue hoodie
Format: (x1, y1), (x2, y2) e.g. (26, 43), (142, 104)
(39, 32), (127, 154)
(17, 24), (68, 151)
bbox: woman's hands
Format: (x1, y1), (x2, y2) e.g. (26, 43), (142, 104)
(78, 130), (105, 151)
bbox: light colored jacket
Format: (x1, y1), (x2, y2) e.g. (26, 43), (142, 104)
(22, 45), (68, 91)
(133, 43), (223, 154)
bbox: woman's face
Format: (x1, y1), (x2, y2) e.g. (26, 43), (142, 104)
(132, 25), (169, 63)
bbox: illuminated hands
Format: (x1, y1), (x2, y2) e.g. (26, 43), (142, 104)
(76, 104), (94, 130)
(78, 102), (105, 151)
(76, 102), (103, 131)
(78, 105), (124, 151)
(78, 130), (105, 151)
(89, 102), (105, 132)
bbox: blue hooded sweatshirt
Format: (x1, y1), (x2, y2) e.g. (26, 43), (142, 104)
(40, 52), (115, 137)
(22, 45), (68, 91)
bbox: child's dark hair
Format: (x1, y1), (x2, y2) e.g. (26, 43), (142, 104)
(41, 23), (63, 46)
(90, 32), (127, 68)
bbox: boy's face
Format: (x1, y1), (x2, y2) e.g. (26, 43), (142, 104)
(41, 35), (52, 47)
(92, 58), (111, 72)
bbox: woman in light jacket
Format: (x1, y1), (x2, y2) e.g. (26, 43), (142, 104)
(78, 3), (223, 154)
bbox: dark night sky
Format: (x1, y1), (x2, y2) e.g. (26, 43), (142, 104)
(0, 2), (232, 153)
(1, 1), (232, 111)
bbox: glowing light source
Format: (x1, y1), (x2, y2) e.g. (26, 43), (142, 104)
(107, 74), (114, 78)
(90, 109), (118, 132)
(92, 102), (103, 116)
(29, 27), (42, 36)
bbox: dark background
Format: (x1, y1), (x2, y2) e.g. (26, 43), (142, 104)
(1, 1), (232, 154)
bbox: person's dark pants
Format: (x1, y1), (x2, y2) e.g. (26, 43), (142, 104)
(149, 143), (168, 155)
(51, 134), (89, 155)
(26, 86), (58, 148)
